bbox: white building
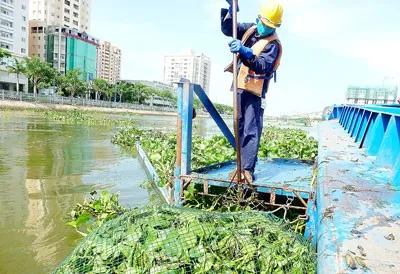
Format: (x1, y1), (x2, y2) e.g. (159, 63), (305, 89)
(29, 0), (91, 32)
(97, 41), (121, 84)
(0, 0), (29, 93)
(28, 0), (92, 61)
(164, 49), (211, 94)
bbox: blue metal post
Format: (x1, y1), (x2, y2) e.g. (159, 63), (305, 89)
(174, 82), (184, 204)
(193, 84), (236, 149)
(181, 83), (194, 175)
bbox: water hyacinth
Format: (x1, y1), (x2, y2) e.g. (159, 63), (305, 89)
(56, 206), (317, 274)
(111, 126), (318, 187)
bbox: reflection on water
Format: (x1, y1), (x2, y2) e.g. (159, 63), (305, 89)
(0, 112), (156, 274)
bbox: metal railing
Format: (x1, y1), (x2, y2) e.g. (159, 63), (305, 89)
(0, 90), (179, 113)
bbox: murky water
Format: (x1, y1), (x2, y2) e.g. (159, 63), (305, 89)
(0, 112), (158, 274)
(0, 111), (318, 274)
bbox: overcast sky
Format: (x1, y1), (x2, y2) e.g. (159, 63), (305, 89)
(90, 0), (400, 116)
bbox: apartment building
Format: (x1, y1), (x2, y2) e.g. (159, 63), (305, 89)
(97, 41), (121, 84)
(28, 0), (91, 61)
(164, 49), (211, 94)
(46, 25), (99, 80)
(0, 0), (29, 92)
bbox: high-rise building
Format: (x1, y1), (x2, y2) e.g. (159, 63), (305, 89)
(97, 41), (121, 84)
(46, 26), (99, 80)
(0, 0), (29, 93)
(28, 0), (92, 61)
(346, 86), (398, 105)
(29, 0), (91, 32)
(164, 49), (211, 94)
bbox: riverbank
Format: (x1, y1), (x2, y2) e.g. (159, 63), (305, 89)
(0, 100), (211, 118)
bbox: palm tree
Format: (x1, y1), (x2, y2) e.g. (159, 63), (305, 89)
(24, 56), (55, 97)
(7, 57), (26, 95)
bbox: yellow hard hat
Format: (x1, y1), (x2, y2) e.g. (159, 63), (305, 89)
(258, 0), (283, 29)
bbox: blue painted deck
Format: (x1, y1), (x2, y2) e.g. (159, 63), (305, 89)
(191, 159), (314, 198)
(317, 120), (400, 273)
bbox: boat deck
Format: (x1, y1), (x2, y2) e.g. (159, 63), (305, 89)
(317, 120), (400, 273)
(190, 158), (314, 199)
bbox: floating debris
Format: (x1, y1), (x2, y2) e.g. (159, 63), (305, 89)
(323, 206), (335, 219)
(345, 253), (357, 270)
(355, 256), (368, 269)
(357, 245), (367, 257)
(351, 229), (362, 235)
(385, 233), (395, 241)
(343, 185), (358, 192)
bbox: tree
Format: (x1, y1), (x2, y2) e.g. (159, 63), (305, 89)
(24, 56), (55, 96)
(0, 48), (11, 59)
(116, 81), (130, 103)
(126, 83), (151, 104)
(7, 57), (26, 95)
(93, 78), (108, 101)
(65, 69), (85, 98)
(104, 83), (115, 102)
(55, 73), (68, 96)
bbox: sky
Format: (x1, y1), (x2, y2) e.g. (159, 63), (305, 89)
(90, 0), (400, 116)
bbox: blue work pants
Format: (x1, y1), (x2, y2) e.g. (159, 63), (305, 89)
(238, 90), (264, 174)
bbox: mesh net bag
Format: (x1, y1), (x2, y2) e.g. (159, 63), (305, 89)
(54, 205), (316, 274)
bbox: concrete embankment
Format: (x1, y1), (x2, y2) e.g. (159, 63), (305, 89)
(0, 100), (209, 118)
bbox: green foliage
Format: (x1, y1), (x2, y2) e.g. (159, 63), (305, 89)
(7, 57), (26, 94)
(43, 109), (135, 126)
(67, 190), (127, 236)
(24, 56), (55, 96)
(55, 73), (68, 96)
(0, 48), (11, 59)
(112, 126), (318, 187)
(214, 103), (234, 115)
(57, 206), (316, 273)
(121, 82), (152, 104)
(65, 69), (86, 98)
(259, 126), (318, 160)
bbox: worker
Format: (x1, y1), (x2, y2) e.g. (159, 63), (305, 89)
(221, 0), (283, 183)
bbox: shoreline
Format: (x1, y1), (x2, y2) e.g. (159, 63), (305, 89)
(0, 100), (211, 118)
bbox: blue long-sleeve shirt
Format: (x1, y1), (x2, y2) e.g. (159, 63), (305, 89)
(221, 8), (280, 97)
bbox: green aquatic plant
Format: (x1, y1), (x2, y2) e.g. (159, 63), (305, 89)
(112, 126), (318, 187)
(58, 206), (317, 274)
(68, 190), (127, 236)
(43, 109), (135, 126)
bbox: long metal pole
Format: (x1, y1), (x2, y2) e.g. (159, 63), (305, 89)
(232, 0), (242, 183)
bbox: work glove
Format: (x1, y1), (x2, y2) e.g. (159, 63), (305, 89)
(229, 39), (254, 59)
(226, 0), (239, 14)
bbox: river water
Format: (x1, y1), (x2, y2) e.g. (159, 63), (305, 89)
(0, 111), (318, 274)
